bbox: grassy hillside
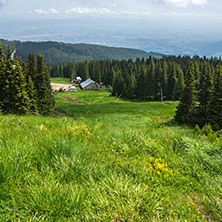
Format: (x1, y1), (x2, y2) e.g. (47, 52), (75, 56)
(0, 89), (221, 221)
(0, 39), (163, 65)
(50, 77), (71, 84)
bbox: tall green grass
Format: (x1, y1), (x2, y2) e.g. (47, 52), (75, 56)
(0, 90), (221, 221)
(50, 77), (71, 84)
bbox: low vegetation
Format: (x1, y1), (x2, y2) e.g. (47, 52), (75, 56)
(50, 77), (71, 84)
(0, 89), (221, 221)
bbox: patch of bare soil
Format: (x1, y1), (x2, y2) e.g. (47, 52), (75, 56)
(53, 110), (66, 117)
(53, 108), (74, 118)
(51, 83), (71, 91)
(62, 95), (80, 103)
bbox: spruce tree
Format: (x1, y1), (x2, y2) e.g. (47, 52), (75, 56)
(27, 52), (37, 82)
(198, 62), (213, 108)
(162, 57), (168, 98)
(95, 62), (101, 82)
(175, 61), (197, 124)
(124, 65), (136, 99)
(194, 61), (200, 90)
(167, 62), (177, 100)
(26, 75), (38, 114)
(154, 61), (162, 100)
(196, 61), (213, 126)
(10, 59), (31, 114)
(116, 70), (124, 97)
(36, 53), (54, 114)
(1, 45), (15, 113)
(146, 60), (155, 99)
(173, 64), (184, 101)
(208, 64), (222, 130)
(136, 64), (147, 99)
(0, 44), (6, 109)
(112, 68), (118, 96)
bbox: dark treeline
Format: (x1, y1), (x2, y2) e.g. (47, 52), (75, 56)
(175, 60), (222, 131)
(49, 55), (221, 100)
(50, 55), (222, 130)
(0, 44), (54, 115)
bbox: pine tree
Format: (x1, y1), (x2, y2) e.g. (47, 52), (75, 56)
(116, 70), (124, 97)
(167, 62), (177, 100)
(208, 64), (222, 130)
(1, 45), (15, 113)
(10, 59), (31, 114)
(194, 61), (200, 90)
(95, 62), (101, 82)
(36, 53), (54, 114)
(0, 44), (6, 108)
(112, 68), (118, 96)
(162, 57), (168, 98)
(196, 61), (213, 126)
(124, 65), (136, 99)
(198, 62), (213, 108)
(154, 61), (162, 100)
(146, 59), (155, 99)
(175, 61), (197, 124)
(173, 64), (184, 101)
(136, 64), (147, 99)
(79, 62), (89, 81)
(26, 75), (38, 114)
(27, 52), (37, 82)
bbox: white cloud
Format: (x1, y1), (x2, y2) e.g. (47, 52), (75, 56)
(66, 7), (151, 15)
(48, 8), (60, 14)
(153, 0), (207, 7)
(35, 8), (60, 14)
(122, 11), (151, 15)
(66, 7), (118, 14)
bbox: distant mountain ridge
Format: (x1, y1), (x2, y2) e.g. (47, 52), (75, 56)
(0, 39), (164, 65)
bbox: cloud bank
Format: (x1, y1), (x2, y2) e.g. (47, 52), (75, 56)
(35, 8), (60, 14)
(152, 0), (207, 7)
(66, 7), (118, 15)
(66, 7), (150, 15)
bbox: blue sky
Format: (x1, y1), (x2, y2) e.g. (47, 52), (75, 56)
(0, 0), (221, 20)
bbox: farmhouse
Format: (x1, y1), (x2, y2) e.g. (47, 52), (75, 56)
(72, 76), (82, 85)
(80, 78), (98, 90)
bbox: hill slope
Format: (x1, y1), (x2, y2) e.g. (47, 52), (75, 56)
(0, 89), (221, 221)
(0, 39), (163, 65)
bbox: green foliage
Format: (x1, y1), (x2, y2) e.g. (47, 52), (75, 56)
(175, 60), (221, 131)
(0, 90), (221, 221)
(50, 77), (71, 84)
(208, 64), (222, 130)
(0, 44), (6, 108)
(167, 62), (177, 100)
(0, 39), (160, 65)
(36, 54), (55, 114)
(175, 61), (197, 124)
(173, 64), (185, 100)
(196, 61), (213, 126)
(9, 59), (31, 114)
(0, 45), (54, 115)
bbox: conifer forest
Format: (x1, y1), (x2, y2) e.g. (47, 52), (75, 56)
(0, 45), (54, 115)
(50, 55), (222, 131)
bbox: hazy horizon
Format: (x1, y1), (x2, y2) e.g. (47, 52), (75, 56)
(1, 0), (222, 57)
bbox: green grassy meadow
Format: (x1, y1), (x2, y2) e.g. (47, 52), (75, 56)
(0, 89), (221, 221)
(50, 77), (71, 84)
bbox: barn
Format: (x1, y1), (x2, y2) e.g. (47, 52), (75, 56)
(80, 78), (98, 90)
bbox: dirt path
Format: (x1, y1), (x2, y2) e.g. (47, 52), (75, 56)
(51, 83), (72, 91)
